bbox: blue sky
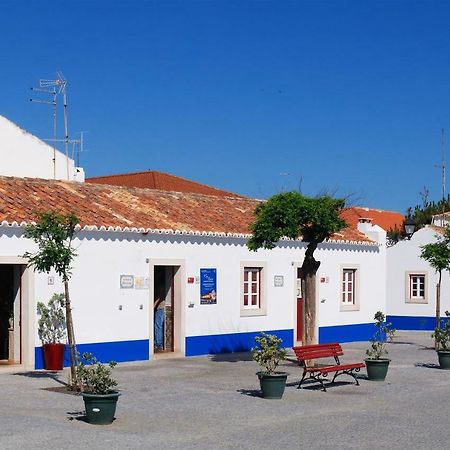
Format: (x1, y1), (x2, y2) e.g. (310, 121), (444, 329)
(1, 1), (450, 213)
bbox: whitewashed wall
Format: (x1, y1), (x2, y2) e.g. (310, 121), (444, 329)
(387, 226), (450, 325)
(0, 224), (385, 366)
(0, 115), (84, 182)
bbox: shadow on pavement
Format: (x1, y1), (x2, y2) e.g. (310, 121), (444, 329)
(415, 362), (441, 369)
(237, 388), (263, 398)
(13, 371), (67, 386)
(209, 352), (252, 363)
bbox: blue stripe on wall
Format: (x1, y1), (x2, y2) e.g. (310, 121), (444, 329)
(35, 339), (150, 370)
(319, 322), (375, 344)
(185, 329), (293, 357)
(387, 315), (443, 331)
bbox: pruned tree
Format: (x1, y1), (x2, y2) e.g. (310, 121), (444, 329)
(247, 192), (347, 344)
(23, 211), (79, 382)
(420, 227), (450, 348)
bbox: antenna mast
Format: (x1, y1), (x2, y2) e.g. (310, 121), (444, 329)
(441, 128), (446, 202)
(30, 72), (79, 181)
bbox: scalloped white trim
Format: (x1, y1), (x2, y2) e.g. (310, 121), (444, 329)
(0, 220), (377, 245)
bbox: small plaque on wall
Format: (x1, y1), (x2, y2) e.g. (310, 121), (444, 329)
(274, 275), (284, 287)
(120, 275), (134, 289)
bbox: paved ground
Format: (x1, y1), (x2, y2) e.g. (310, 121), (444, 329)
(0, 331), (447, 450)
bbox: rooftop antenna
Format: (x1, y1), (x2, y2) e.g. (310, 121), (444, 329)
(30, 82), (58, 178)
(435, 129), (446, 212)
(30, 71), (72, 180)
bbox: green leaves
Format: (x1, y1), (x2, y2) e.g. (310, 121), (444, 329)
(420, 227), (450, 273)
(36, 293), (66, 344)
(251, 332), (287, 374)
(433, 311), (450, 351)
(23, 211), (79, 282)
(366, 311), (396, 360)
(75, 353), (118, 395)
(247, 192), (347, 251)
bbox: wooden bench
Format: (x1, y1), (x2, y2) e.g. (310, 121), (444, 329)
(292, 343), (365, 392)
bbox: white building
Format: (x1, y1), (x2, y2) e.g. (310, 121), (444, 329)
(0, 115), (84, 182)
(0, 176), (387, 370)
(387, 219), (450, 330)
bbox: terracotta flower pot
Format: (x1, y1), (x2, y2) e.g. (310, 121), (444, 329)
(42, 343), (65, 370)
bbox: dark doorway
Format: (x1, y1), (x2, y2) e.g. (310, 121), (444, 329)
(0, 265), (21, 363)
(153, 266), (176, 353)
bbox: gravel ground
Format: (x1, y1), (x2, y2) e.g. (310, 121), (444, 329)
(0, 331), (447, 450)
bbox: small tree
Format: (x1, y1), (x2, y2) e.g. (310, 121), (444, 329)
(247, 192), (347, 344)
(23, 211), (79, 382)
(420, 227), (450, 348)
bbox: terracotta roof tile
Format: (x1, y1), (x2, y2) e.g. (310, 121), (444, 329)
(86, 170), (244, 198)
(0, 176), (374, 245)
(340, 207), (404, 231)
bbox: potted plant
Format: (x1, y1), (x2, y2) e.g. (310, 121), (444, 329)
(365, 311), (396, 381)
(433, 310), (450, 369)
(37, 293), (66, 370)
(75, 352), (120, 425)
(251, 332), (288, 399)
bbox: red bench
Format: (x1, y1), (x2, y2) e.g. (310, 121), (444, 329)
(293, 343), (365, 392)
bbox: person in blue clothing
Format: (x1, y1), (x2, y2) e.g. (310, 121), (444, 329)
(154, 295), (165, 351)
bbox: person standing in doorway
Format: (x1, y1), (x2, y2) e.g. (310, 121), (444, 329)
(154, 295), (165, 351)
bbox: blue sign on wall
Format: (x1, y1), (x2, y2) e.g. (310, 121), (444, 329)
(200, 268), (217, 305)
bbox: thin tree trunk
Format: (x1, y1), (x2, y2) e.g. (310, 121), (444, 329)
(302, 242), (320, 345)
(435, 271), (442, 350)
(64, 280), (78, 384)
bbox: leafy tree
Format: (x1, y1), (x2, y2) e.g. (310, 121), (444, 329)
(247, 192), (347, 344)
(23, 211), (79, 382)
(420, 227), (450, 348)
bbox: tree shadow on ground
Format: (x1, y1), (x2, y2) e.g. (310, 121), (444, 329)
(209, 352), (252, 363)
(237, 388), (263, 398)
(13, 371), (67, 386)
(67, 410), (87, 422)
(415, 362), (441, 369)
(391, 341), (434, 350)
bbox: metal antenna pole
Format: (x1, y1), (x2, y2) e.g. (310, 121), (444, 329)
(56, 71), (70, 180)
(52, 87), (57, 179)
(441, 128), (446, 202)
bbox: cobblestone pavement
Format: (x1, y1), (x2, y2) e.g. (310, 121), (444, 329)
(0, 331), (447, 450)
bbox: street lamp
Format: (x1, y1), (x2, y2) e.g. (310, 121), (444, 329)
(404, 218), (416, 239)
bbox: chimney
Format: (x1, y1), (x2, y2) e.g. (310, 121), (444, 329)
(357, 217), (373, 233)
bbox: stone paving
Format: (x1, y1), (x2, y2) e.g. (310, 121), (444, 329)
(0, 331), (448, 449)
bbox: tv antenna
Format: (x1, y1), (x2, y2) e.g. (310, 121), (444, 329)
(435, 128), (446, 209)
(30, 71), (81, 180)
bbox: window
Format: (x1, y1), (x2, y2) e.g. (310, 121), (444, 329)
(405, 272), (427, 303)
(340, 266), (360, 311)
(241, 262), (266, 316)
(243, 268), (261, 309)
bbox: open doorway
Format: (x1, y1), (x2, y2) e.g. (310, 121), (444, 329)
(294, 266), (305, 346)
(0, 265), (22, 365)
(153, 265), (180, 354)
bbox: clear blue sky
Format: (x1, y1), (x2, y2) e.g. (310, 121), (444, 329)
(2, 0), (450, 213)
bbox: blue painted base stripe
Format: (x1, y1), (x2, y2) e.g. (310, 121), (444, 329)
(386, 315), (449, 331)
(35, 339), (150, 370)
(319, 322), (375, 344)
(185, 329), (293, 357)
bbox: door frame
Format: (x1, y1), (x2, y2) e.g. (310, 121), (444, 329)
(293, 262), (304, 346)
(0, 257), (34, 370)
(148, 259), (185, 358)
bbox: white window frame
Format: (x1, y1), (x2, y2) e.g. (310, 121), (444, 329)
(405, 271), (428, 304)
(240, 262), (267, 317)
(340, 265), (360, 312)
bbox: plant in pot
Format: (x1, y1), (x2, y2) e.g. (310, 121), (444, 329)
(251, 332), (288, 399)
(75, 352), (120, 425)
(433, 310), (450, 369)
(37, 293), (66, 370)
(365, 311), (396, 381)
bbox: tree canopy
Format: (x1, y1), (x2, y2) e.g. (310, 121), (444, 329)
(23, 211), (78, 282)
(247, 192), (347, 250)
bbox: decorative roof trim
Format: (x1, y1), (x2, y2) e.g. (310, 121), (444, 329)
(0, 220), (378, 246)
